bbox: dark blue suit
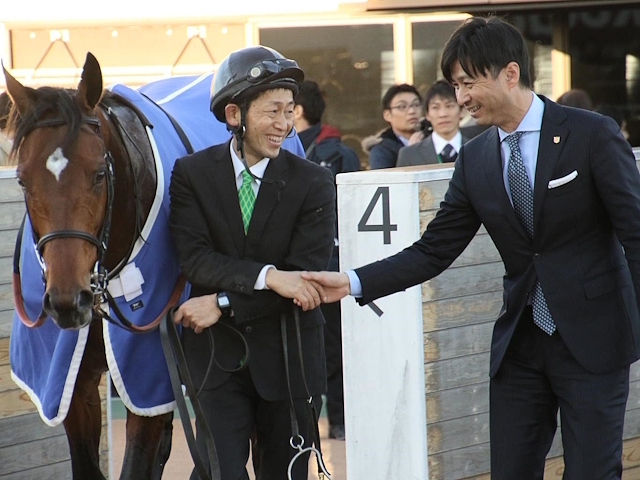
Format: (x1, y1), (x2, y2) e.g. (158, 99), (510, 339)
(354, 97), (640, 479)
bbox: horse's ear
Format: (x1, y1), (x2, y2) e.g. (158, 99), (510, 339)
(77, 52), (103, 111)
(2, 61), (36, 116)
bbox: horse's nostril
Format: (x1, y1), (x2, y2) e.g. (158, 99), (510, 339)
(77, 290), (95, 311)
(42, 292), (52, 313)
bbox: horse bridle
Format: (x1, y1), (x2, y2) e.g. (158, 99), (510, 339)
(26, 116), (116, 297)
(13, 115), (115, 328)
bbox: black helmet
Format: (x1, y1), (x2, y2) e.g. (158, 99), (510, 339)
(210, 46), (304, 122)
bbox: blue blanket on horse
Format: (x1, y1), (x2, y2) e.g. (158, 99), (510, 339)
(10, 74), (304, 425)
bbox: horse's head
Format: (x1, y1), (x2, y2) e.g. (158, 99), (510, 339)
(4, 53), (112, 330)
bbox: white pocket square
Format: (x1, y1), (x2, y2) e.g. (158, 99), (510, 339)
(548, 170), (578, 189)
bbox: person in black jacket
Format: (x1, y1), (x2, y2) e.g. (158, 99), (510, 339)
(294, 79), (360, 441)
(169, 46), (335, 480)
(361, 84), (422, 169)
(304, 16), (640, 480)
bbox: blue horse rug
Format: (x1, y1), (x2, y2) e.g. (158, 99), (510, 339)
(10, 73), (304, 426)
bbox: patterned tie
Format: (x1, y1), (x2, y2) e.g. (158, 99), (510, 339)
(440, 143), (457, 163)
(506, 133), (556, 335)
(238, 170), (255, 234)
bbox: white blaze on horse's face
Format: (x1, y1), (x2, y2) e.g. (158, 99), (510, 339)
(46, 147), (69, 181)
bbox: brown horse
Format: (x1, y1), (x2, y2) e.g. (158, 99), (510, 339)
(4, 54), (178, 479)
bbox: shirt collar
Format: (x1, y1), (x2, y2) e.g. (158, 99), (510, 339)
(230, 141), (270, 182)
(498, 91), (544, 142)
(431, 130), (462, 154)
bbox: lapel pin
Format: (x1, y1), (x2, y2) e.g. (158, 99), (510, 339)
(553, 136), (561, 144)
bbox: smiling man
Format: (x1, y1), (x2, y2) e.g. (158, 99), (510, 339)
(304, 16), (640, 480)
(169, 46), (335, 480)
(397, 80), (468, 166)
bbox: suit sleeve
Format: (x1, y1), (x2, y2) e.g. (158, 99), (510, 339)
(589, 115), (640, 315)
(355, 148), (481, 305)
(227, 166), (336, 322)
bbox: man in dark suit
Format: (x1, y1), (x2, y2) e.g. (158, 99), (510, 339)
(397, 80), (469, 167)
(304, 17), (640, 480)
(169, 46), (335, 480)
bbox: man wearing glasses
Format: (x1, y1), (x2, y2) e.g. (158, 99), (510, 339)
(361, 84), (422, 169)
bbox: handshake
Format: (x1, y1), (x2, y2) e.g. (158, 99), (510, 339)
(266, 270), (352, 311)
(175, 269), (352, 334)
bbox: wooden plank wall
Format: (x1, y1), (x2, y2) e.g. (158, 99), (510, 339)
(0, 169), (109, 479)
(419, 157), (640, 480)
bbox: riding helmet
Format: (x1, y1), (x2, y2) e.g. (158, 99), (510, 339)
(210, 46), (304, 122)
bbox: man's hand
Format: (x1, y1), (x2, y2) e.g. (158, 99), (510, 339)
(266, 269), (325, 311)
(301, 271), (350, 304)
(408, 130), (425, 146)
(174, 294), (221, 334)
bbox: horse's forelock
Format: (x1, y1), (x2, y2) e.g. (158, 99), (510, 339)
(9, 87), (86, 158)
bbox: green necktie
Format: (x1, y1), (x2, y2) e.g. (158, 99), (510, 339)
(238, 170), (255, 234)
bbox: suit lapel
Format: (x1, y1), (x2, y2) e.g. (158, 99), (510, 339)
(212, 141), (246, 254)
(533, 98), (569, 235)
(244, 150), (290, 257)
(482, 127), (529, 237)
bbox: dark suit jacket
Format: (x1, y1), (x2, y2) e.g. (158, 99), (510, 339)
(169, 141), (336, 400)
(356, 97), (640, 377)
(396, 133), (470, 167)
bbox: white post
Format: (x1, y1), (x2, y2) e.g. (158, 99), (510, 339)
(337, 166), (453, 480)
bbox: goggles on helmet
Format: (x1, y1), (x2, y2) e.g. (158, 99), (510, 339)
(246, 58), (300, 84)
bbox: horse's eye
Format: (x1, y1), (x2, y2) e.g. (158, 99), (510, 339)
(17, 178), (26, 190)
(94, 170), (107, 185)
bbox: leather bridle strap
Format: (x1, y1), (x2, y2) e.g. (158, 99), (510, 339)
(37, 230), (102, 252)
(160, 308), (221, 480)
(12, 214), (48, 328)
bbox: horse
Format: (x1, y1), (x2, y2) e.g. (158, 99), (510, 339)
(3, 52), (306, 479)
(4, 54), (183, 479)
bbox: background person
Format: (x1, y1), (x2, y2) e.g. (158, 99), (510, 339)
(304, 16), (640, 480)
(361, 84), (422, 169)
(397, 80), (469, 166)
(169, 46), (336, 480)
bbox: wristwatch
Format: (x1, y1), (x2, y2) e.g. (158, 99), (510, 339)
(216, 291), (232, 315)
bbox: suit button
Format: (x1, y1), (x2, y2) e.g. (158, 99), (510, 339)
(239, 285), (246, 293)
(244, 326), (252, 333)
(533, 253), (541, 260)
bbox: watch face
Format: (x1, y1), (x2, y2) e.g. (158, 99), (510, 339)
(217, 293), (230, 310)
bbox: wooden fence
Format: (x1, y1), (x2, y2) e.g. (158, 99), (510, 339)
(0, 167), (109, 479)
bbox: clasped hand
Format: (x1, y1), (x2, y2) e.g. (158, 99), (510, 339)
(266, 269), (351, 310)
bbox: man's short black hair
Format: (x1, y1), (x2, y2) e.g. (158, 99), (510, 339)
(381, 84), (421, 111)
(441, 16), (531, 89)
(424, 80), (459, 111)
(294, 80), (326, 126)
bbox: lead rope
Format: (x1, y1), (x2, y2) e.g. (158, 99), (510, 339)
(281, 307), (332, 480)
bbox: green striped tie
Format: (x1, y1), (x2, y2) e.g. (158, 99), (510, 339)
(238, 170), (255, 234)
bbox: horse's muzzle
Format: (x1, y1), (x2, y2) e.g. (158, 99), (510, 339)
(43, 288), (94, 329)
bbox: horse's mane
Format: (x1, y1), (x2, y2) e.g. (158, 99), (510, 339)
(7, 87), (84, 157)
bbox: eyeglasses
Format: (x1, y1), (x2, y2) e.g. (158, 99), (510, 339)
(389, 101), (422, 113)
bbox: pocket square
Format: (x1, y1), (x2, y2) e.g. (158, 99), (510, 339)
(548, 170), (578, 189)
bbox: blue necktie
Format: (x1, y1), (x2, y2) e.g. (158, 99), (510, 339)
(506, 133), (556, 335)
